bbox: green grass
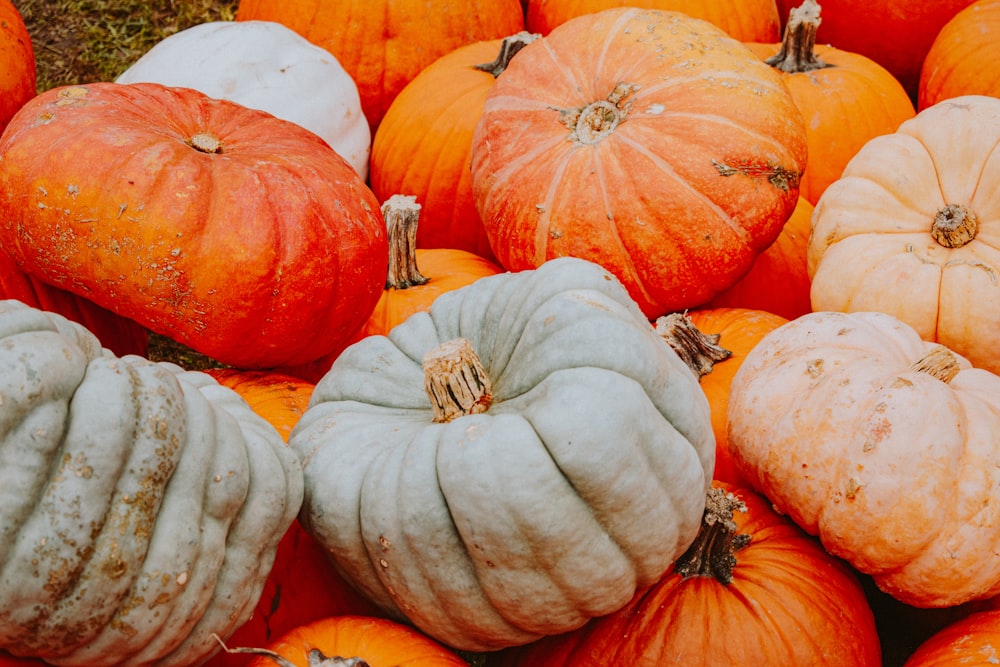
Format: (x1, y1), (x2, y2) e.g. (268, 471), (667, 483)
(13, 0), (238, 92)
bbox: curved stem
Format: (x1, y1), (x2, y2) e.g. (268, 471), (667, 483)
(655, 313), (732, 380)
(673, 487), (751, 584)
(474, 31), (540, 78)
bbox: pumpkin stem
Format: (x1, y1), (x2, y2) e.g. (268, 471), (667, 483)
(474, 31), (541, 78)
(931, 204), (979, 248)
(423, 338), (493, 422)
(210, 634), (372, 667)
(655, 312), (732, 380)
(910, 345), (961, 383)
(765, 0), (831, 74)
(559, 81), (638, 145)
(189, 132), (223, 154)
(382, 194), (430, 290)
(673, 487), (751, 584)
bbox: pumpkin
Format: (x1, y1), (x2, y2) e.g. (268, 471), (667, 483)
(0, 82), (387, 370)
(116, 20), (371, 180)
(279, 195), (504, 384)
(470, 8), (808, 319)
(371, 32), (540, 263)
(705, 195), (813, 320)
(202, 370), (381, 667)
(0, 299), (303, 666)
(234, 0), (526, 130)
(744, 0), (915, 205)
(774, 0), (976, 99)
(1, 248), (148, 357)
(231, 616), (468, 667)
(525, 0), (782, 42)
(0, 0), (34, 133)
(918, 0), (1000, 110)
(727, 309), (1000, 608)
(656, 308), (789, 487)
(808, 94), (1000, 375)
(488, 482), (881, 666)
(902, 609), (1000, 666)
(289, 256), (715, 651)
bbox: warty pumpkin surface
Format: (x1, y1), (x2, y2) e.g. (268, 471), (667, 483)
(0, 82), (387, 370)
(289, 256), (715, 652)
(470, 8), (808, 319)
(0, 300), (303, 666)
(808, 94), (1000, 375)
(727, 310), (1000, 608)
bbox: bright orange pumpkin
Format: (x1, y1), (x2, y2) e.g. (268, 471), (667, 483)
(745, 0), (915, 205)
(470, 8), (808, 319)
(706, 195), (813, 320)
(0, 0), (34, 133)
(526, 0), (782, 42)
(372, 33), (540, 263)
(656, 308), (789, 487)
(235, 0), (525, 131)
(0, 82), (387, 370)
(902, 609), (1000, 666)
(239, 616), (468, 667)
(774, 0), (976, 99)
(487, 482), (881, 666)
(918, 0), (1000, 110)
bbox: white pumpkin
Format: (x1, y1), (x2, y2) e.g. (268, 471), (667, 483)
(117, 20), (371, 179)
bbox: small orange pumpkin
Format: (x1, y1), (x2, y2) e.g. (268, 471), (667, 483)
(918, 0), (1000, 110)
(0, 0), (34, 133)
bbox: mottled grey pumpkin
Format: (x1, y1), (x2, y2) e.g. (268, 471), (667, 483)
(0, 299), (303, 666)
(290, 257), (715, 652)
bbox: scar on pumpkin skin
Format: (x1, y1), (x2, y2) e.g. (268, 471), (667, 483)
(712, 159), (801, 192)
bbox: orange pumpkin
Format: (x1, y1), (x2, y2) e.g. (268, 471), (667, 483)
(238, 616), (468, 667)
(902, 609), (1000, 666)
(235, 0), (525, 131)
(918, 0), (1000, 110)
(372, 33), (539, 263)
(706, 196), (813, 320)
(656, 308), (788, 487)
(0, 82), (387, 370)
(808, 95), (1000, 375)
(0, 0), (34, 133)
(525, 0), (782, 42)
(745, 0), (915, 205)
(488, 482), (881, 666)
(470, 8), (808, 319)
(774, 0), (976, 99)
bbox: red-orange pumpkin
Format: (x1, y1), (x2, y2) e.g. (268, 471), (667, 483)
(239, 616), (468, 667)
(0, 0), (34, 133)
(372, 33), (539, 263)
(488, 482), (881, 666)
(525, 0), (782, 42)
(902, 609), (1000, 666)
(706, 196), (813, 320)
(918, 0), (1000, 110)
(774, 0), (976, 99)
(0, 82), (387, 370)
(745, 0), (915, 205)
(234, 0), (525, 131)
(470, 8), (808, 319)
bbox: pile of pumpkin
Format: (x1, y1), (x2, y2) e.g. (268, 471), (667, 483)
(2, 0), (1000, 665)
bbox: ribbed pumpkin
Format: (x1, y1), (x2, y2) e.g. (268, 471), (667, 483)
(809, 94), (1000, 375)
(371, 33), (539, 263)
(0, 82), (387, 370)
(774, 0), (976, 99)
(470, 8), (808, 319)
(918, 0), (1000, 110)
(745, 0), (915, 205)
(487, 482), (881, 666)
(656, 308), (789, 487)
(706, 195), (813, 320)
(0, 0), (34, 133)
(728, 310), (1000, 608)
(526, 0), (782, 42)
(234, 0), (525, 131)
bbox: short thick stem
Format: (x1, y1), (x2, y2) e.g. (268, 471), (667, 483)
(474, 31), (540, 78)
(189, 132), (223, 153)
(382, 194), (429, 290)
(655, 313), (732, 380)
(765, 0), (830, 74)
(910, 345), (961, 383)
(423, 338), (493, 422)
(673, 487), (751, 584)
(931, 204), (978, 248)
